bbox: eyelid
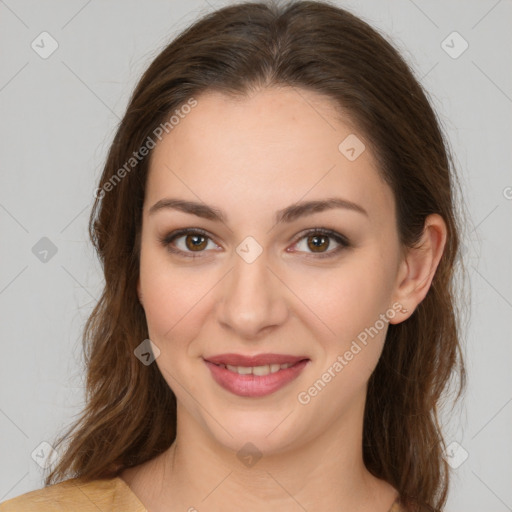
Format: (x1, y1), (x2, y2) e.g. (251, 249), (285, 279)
(289, 227), (350, 259)
(158, 227), (219, 258)
(159, 227), (350, 259)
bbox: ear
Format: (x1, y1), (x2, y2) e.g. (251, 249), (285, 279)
(389, 213), (447, 324)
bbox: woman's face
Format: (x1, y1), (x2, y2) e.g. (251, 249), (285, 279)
(138, 87), (405, 456)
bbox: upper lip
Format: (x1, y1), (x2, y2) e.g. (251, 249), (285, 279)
(204, 353), (309, 367)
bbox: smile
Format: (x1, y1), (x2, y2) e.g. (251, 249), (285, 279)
(204, 358), (310, 397)
(214, 362), (295, 375)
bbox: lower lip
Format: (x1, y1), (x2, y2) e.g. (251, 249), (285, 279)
(204, 359), (310, 398)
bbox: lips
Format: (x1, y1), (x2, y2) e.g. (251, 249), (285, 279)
(204, 353), (309, 367)
(204, 357), (310, 397)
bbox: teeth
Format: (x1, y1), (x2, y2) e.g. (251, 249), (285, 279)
(227, 364), (252, 375)
(222, 362), (294, 375)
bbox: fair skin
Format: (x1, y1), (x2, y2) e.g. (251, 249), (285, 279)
(120, 87), (447, 512)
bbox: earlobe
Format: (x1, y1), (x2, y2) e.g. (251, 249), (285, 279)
(389, 214), (447, 324)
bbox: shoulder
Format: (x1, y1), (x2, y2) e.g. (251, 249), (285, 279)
(0, 476), (146, 512)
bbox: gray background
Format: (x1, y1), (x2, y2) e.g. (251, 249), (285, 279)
(1, 0), (511, 510)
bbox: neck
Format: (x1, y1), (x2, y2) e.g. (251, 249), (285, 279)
(128, 390), (398, 511)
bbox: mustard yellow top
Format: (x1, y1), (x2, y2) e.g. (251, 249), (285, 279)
(0, 476), (405, 511)
(0, 477), (146, 512)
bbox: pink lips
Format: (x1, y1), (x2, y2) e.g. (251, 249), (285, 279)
(203, 353), (310, 398)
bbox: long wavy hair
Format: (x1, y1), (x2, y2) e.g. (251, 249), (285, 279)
(44, 2), (467, 510)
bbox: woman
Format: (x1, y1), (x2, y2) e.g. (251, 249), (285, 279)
(0, 1), (466, 511)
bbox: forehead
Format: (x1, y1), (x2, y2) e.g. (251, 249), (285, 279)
(146, 87), (394, 225)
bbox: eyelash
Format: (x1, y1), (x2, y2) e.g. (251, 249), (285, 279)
(159, 227), (351, 260)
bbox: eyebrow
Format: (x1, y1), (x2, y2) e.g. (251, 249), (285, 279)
(148, 197), (368, 224)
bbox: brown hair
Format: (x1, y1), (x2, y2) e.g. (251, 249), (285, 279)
(44, 1), (467, 510)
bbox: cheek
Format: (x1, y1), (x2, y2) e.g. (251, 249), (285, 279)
(291, 248), (398, 400)
(139, 252), (210, 395)
(139, 244), (223, 371)
(293, 253), (395, 342)
(139, 246), (196, 343)
(294, 273), (391, 408)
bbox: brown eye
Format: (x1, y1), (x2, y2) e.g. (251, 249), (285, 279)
(184, 233), (208, 251)
(160, 227), (350, 260)
(306, 234), (330, 253)
(292, 229), (350, 259)
(160, 228), (216, 258)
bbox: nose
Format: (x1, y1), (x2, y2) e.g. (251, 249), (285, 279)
(216, 247), (289, 340)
